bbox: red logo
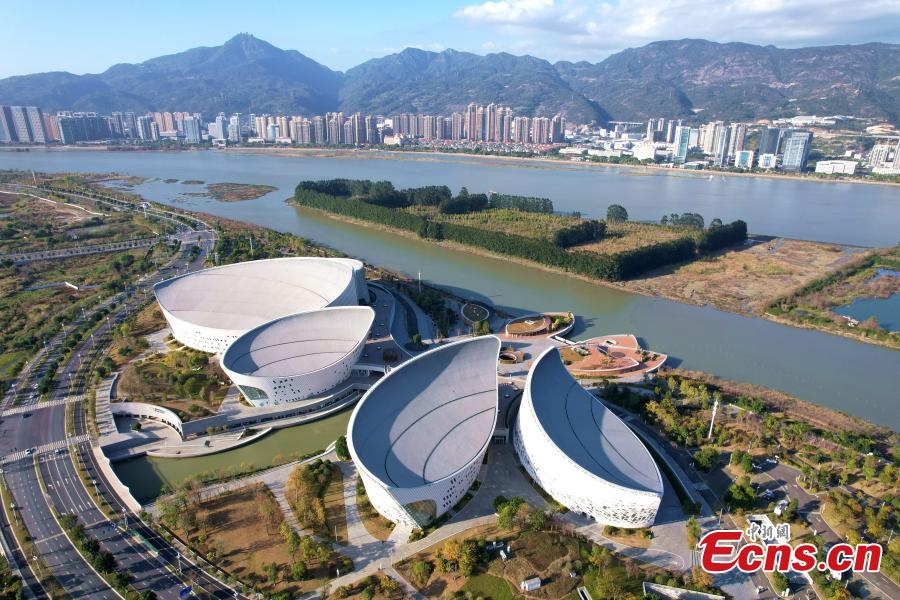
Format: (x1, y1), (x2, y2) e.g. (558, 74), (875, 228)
(697, 529), (882, 574)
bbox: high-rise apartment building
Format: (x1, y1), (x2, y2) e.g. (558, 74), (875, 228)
(464, 103), (477, 141)
(0, 106), (13, 142)
(364, 115), (377, 145)
(450, 112), (463, 141)
(531, 117), (550, 144)
(183, 116), (202, 143)
(228, 114), (242, 142)
(6, 106), (46, 143)
(57, 113), (112, 143)
(781, 130), (813, 172)
(733, 150), (755, 169)
(550, 115), (565, 143)
(727, 123), (747, 158)
(673, 125), (692, 163)
(757, 126), (783, 155)
(474, 106), (485, 141)
(712, 125), (732, 167)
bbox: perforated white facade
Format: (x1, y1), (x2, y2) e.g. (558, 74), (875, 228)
(514, 347), (663, 528)
(221, 306), (375, 407)
(348, 336), (501, 528)
(153, 257), (366, 353)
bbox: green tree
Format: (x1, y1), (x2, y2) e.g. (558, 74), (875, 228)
(410, 560), (433, 586)
(686, 516), (701, 547)
(526, 509), (547, 531)
(607, 204), (629, 222)
(335, 435), (350, 461)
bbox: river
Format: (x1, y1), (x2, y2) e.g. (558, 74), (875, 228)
(2, 148), (898, 433)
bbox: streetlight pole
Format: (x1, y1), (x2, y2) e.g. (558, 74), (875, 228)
(707, 397), (719, 439)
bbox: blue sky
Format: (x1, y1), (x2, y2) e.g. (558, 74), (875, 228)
(3, 0), (899, 78)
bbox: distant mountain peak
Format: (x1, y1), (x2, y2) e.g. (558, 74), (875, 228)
(0, 35), (897, 124)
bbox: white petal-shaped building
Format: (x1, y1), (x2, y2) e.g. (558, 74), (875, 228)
(221, 306), (375, 407)
(514, 347), (664, 528)
(348, 336), (501, 528)
(153, 257), (366, 353)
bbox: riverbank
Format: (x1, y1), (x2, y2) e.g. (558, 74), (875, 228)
(230, 145), (900, 188)
(4, 144), (899, 188)
(292, 201), (900, 350)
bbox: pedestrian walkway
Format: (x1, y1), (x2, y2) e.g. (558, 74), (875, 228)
(1, 434), (90, 463)
(95, 373), (118, 437)
(1, 395), (82, 416)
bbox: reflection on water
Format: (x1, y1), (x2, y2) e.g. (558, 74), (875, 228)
(115, 407), (352, 502)
(838, 294), (900, 332)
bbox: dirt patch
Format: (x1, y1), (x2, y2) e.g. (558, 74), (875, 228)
(177, 484), (340, 596)
(621, 238), (859, 313)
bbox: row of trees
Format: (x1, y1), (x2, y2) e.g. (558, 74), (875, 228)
(552, 219), (605, 248)
(295, 184), (746, 281)
(59, 514), (134, 592)
(284, 459), (335, 537)
(697, 220), (748, 253)
(661, 212), (706, 228)
(488, 192), (553, 213)
(296, 179), (554, 214)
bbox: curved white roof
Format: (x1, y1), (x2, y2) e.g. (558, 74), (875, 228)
(222, 306), (374, 377)
(349, 336), (501, 488)
(526, 347), (663, 495)
(153, 257), (359, 331)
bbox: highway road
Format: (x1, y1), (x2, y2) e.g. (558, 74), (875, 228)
(0, 184), (241, 598)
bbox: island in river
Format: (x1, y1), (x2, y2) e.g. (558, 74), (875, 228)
(291, 178), (897, 349)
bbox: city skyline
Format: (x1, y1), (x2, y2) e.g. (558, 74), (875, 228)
(2, 0), (900, 79)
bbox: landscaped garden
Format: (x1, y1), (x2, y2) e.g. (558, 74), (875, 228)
(116, 347), (230, 420)
(461, 302), (490, 323)
(156, 483), (350, 597)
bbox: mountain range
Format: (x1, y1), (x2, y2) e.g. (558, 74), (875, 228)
(1, 34), (898, 124)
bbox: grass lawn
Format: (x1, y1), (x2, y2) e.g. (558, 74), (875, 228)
(407, 206), (578, 240)
(575, 221), (698, 254)
(462, 573), (519, 600)
(462, 302), (490, 323)
(0, 350), (28, 379)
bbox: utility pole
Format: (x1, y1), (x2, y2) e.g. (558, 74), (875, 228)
(707, 397), (719, 439)
(418, 270), (422, 293)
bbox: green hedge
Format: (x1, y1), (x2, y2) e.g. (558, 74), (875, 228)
(295, 184), (709, 281)
(698, 220), (747, 252)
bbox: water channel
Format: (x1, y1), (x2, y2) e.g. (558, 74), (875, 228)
(1, 149), (897, 492)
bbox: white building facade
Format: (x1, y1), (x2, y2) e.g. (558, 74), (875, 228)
(220, 306), (374, 407)
(154, 257), (366, 354)
(349, 336), (501, 528)
(514, 348), (664, 528)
